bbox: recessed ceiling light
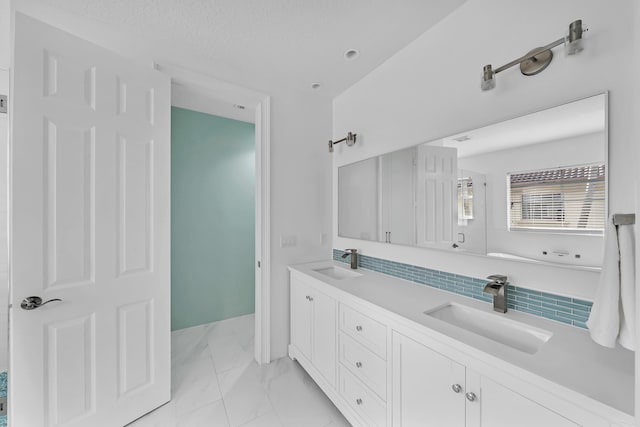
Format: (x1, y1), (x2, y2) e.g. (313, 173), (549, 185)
(344, 49), (360, 60)
(453, 135), (471, 142)
(311, 82), (321, 90)
(233, 104), (246, 110)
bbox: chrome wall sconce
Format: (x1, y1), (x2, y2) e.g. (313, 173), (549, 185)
(329, 132), (357, 153)
(481, 19), (587, 91)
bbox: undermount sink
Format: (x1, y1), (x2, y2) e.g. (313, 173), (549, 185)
(313, 266), (363, 280)
(424, 303), (552, 354)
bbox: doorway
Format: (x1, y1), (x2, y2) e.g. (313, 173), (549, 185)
(163, 64), (272, 364)
(170, 106), (255, 329)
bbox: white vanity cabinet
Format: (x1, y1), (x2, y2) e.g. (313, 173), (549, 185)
(290, 273), (337, 388)
(392, 331), (606, 427)
(288, 263), (633, 427)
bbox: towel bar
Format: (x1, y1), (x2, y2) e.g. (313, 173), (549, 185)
(612, 213), (635, 225)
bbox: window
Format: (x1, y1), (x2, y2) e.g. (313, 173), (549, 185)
(508, 164), (605, 234)
(457, 177), (474, 223)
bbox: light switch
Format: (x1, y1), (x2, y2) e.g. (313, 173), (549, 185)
(280, 235), (297, 248)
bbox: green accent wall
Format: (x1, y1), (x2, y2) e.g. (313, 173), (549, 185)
(171, 107), (255, 331)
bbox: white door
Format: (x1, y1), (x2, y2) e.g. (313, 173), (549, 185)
(392, 332), (466, 427)
(311, 289), (336, 387)
(10, 13), (170, 427)
(416, 145), (458, 249)
(472, 375), (579, 427)
(290, 277), (312, 360)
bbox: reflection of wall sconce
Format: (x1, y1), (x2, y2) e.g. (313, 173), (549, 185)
(481, 20), (587, 91)
(329, 132), (357, 153)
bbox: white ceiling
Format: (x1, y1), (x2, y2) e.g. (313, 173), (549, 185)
(439, 93), (606, 158)
(40, 0), (466, 97)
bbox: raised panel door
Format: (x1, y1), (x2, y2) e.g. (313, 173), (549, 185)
(11, 13), (170, 426)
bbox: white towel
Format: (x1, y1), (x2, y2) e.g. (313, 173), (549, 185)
(587, 216), (636, 350)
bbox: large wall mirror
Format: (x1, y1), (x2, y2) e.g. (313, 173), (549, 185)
(338, 93), (607, 270)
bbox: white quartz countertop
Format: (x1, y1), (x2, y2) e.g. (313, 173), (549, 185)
(288, 260), (635, 418)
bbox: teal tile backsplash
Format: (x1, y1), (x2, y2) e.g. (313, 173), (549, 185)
(333, 249), (592, 329)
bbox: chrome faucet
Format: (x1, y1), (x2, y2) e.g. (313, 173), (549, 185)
(483, 274), (508, 313)
(341, 249), (358, 269)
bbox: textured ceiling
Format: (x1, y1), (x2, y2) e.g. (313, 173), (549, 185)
(41, 0), (466, 96)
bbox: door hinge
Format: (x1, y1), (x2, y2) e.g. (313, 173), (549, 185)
(0, 396), (7, 415)
(0, 95), (7, 114)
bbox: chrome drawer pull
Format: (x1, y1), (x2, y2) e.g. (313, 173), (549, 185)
(355, 361), (362, 368)
(466, 392), (477, 402)
(356, 398), (363, 405)
(355, 325), (363, 332)
(451, 384), (462, 393)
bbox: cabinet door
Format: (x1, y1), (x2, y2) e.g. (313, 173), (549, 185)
(392, 332), (465, 427)
(312, 289), (337, 387)
(476, 376), (579, 427)
(291, 278), (312, 360)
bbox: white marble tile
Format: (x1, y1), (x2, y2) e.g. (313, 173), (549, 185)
(176, 399), (229, 427)
(218, 362), (274, 427)
(173, 368), (222, 416)
(136, 315), (349, 427)
(262, 358), (348, 427)
(237, 411), (283, 427)
(207, 315), (255, 373)
(127, 401), (177, 427)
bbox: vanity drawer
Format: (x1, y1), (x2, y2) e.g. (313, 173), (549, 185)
(339, 303), (387, 359)
(339, 365), (387, 427)
(339, 332), (386, 400)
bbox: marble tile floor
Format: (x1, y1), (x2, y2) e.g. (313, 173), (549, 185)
(129, 314), (350, 427)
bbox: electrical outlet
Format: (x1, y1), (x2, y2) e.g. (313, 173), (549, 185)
(0, 396), (7, 415)
(279, 235), (297, 248)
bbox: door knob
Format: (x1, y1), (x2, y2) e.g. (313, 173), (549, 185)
(21, 296), (63, 310)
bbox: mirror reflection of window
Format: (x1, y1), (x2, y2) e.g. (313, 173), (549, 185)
(508, 164), (605, 234)
(457, 177), (474, 224)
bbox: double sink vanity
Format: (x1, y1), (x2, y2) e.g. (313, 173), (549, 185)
(288, 261), (634, 427)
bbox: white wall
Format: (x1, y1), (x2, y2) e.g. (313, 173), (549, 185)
(334, 0), (637, 300)
(460, 132), (604, 268)
(10, 2), (333, 361)
(269, 92), (332, 358)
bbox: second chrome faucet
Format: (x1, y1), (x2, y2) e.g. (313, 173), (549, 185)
(341, 249), (358, 269)
(483, 274), (508, 313)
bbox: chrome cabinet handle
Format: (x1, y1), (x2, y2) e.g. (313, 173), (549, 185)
(355, 325), (363, 332)
(355, 361), (362, 368)
(451, 384), (462, 393)
(308, 296), (314, 302)
(465, 392), (477, 402)
(356, 398), (363, 405)
(21, 296), (63, 310)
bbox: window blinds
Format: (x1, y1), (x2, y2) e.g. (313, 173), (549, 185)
(508, 164), (605, 233)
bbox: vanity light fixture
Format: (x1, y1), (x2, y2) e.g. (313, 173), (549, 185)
(481, 19), (587, 91)
(329, 132), (357, 153)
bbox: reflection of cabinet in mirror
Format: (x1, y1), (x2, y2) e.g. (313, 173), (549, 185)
(380, 149), (416, 245)
(338, 157), (379, 241)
